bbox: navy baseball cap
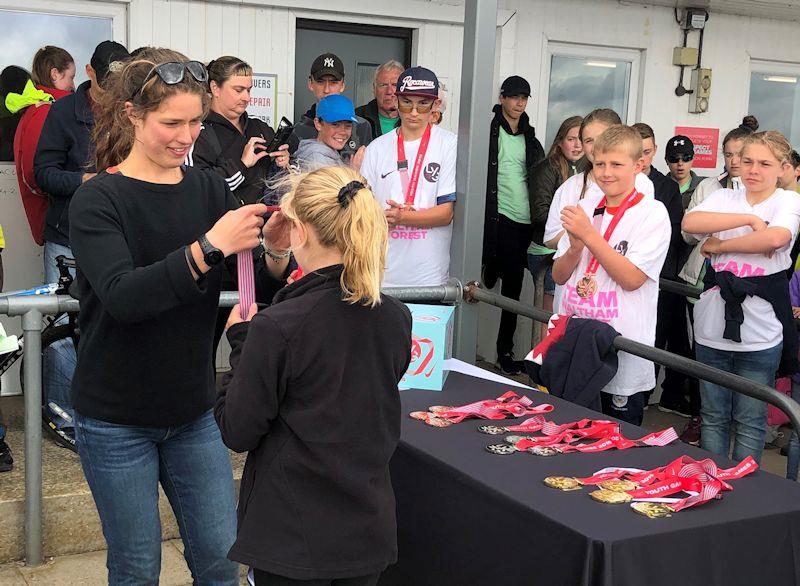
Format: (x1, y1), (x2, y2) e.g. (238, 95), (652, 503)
(500, 75), (531, 97)
(90, 41), (129, 87)
(316, 94), (358, 123)
(396, 66), (439, 98)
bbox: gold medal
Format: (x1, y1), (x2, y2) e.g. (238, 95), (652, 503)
(543, 476), (583, 491)
(428, 405), (455, 414)
(631, 502), (674, 519)
(590, 489), (633, 504)
(598, 479), (637, 492)
(576, 274), (598, 298)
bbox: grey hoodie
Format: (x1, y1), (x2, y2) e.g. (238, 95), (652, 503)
(294, 139), (345, 172)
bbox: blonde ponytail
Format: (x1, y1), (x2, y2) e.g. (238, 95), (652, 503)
(280, 166), (388, 307)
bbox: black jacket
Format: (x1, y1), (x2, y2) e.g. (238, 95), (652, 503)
(355, 98), (398, 140)
(34, 80), (95, 246)
(483, 104), (545, 263)
(529, 157), (589, 246)
(525, 317), (619, 412)
(287, 103), (373, 165)
(649, 166), (687, 280)
(190, 110), (277, 204)
(703, 267), (798, 377)
(215, 265), (412, 580)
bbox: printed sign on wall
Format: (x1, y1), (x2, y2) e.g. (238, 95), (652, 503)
(674, 126), (720, 169)
(247, 73), (278, 128)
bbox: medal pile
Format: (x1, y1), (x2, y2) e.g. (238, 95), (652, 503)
(484, 418), (678, 456)
(543, 455), (758, 518)
(409, 391), (553, 428)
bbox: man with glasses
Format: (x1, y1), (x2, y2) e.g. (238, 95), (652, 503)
(665, 135), (704, 209)
(287, 53), (372, 166)
(361, 66), (457, 287)
(355, 60), (404, 139)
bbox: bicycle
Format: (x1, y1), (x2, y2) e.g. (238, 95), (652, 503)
(0, 255), (79, 452)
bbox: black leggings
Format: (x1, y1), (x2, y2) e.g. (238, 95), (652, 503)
(252, 569), (381, 586)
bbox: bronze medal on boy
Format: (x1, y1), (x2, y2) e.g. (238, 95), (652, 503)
(576, 274), (598, 299)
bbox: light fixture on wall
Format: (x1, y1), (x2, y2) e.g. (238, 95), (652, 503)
(585, 61), (617, 69)
(764, 75), (798, 84)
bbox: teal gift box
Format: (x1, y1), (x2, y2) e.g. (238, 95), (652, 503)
(399, 304), (455, 391)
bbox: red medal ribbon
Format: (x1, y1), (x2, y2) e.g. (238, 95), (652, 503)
(584, 188), (643, 277)
(397, 124), (432, 207)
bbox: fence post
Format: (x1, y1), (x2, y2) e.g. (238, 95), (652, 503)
(22, 309), (43, 567)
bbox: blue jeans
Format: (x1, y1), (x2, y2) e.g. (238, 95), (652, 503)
(43, 241), (76, 429)
(696, 343), (782, 464)
(74, 410), (239, 585)
(527, 253), (555, 295)
(787, 381), (800, 481)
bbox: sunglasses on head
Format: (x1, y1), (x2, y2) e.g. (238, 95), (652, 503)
(140, 61), (208, 94)
(667, 154), (693, 164)
(397, 98), (434, 114)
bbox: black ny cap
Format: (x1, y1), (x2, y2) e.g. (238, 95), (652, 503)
(501, 75), (531, 97)
(90, 41), (129, 87)
(310, 53), (345, 81)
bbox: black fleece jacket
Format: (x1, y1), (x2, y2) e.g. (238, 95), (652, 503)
(483, 104), (545, 263)
(215, 265), (412, 579)
(190, 110), (277, 204)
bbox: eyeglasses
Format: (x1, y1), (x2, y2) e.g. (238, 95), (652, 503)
(140, 61), (208, 94)
(667, 155), (693, 164)
(397, 99), (434, 114)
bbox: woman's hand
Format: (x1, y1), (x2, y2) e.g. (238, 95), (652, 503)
(241, 136), (270, 168)
(269, 144), (290, 169)
(206, 204), (267, 256)
(350, 146), (366, 171)
(226, 303), (258, 330)
(262, 210), (291, 252)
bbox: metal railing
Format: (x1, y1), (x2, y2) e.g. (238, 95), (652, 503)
(2, 278), (799, 566)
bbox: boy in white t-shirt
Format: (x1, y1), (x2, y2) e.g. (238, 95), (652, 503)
(552, 125), (670, 425)
(360, 67), (457, 287)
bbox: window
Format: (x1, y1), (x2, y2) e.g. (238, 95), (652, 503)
(749, 62), (800, 147)
(539, 44), (642, 148)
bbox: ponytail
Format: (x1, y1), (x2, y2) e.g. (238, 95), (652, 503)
(280, 167), (387, 307)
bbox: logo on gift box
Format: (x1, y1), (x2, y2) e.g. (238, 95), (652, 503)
(416, 315), (441, 323)
(406, 335), (437, 379)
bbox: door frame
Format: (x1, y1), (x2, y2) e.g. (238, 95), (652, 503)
(296, 18), (413, 68)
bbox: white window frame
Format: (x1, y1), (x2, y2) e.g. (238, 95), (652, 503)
(748, 58), (800, 123)
(537, 42), (643, 144)
(0, 0), (127, 46)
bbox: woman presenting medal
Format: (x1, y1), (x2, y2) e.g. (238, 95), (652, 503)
(215, 165), (413, 585)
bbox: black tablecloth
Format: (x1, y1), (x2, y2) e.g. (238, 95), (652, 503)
(380, 372), (800, 586)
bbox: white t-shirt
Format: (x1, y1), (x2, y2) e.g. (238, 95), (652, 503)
(361, 125), (457, 287)
(544, 171), (655, 244)
(690, 188), (800, 352)
(554, 195), (671, 396)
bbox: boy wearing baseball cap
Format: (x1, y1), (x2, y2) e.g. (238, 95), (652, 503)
(295, 93), (360, 171)
(361, 66), (458, 287)
(287, 53), (372, 165)
(665, 134), (703, 208)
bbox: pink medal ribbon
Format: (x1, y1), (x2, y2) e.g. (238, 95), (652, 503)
(237, 249), (255, 320)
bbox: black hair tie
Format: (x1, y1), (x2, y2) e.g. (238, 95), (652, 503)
(337, 181), (364, 208)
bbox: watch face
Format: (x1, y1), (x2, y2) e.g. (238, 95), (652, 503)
(206, 249), (224, 265)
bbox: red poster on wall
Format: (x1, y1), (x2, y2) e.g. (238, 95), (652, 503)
(674, 126), (720, 169)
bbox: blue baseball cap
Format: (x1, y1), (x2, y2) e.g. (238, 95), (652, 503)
(396, 66), (439, 98)
(316, 94), (358, 123)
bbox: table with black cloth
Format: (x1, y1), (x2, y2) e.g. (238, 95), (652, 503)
(380, 372), (800, 586)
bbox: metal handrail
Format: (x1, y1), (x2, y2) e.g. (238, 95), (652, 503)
(3, 279), (800, 567)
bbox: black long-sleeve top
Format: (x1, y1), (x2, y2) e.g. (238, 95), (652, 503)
(69, 167), (282, 427)
(215, 265), (412, 580)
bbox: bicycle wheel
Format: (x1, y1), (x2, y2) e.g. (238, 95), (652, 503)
(20, 322), (78, 452)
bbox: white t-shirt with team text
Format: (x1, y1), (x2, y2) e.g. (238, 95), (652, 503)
(554, 195), (671, 396)
(544, 171), (655, 244)
(690, 188), (800, 352)
(361, 125), (458, 287)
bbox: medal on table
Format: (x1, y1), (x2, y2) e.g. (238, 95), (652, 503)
(590, 489), (633, 504)
(632, 502), (674, 519)
(543, 476), (583, 491)
(575, 189), (642, 300)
